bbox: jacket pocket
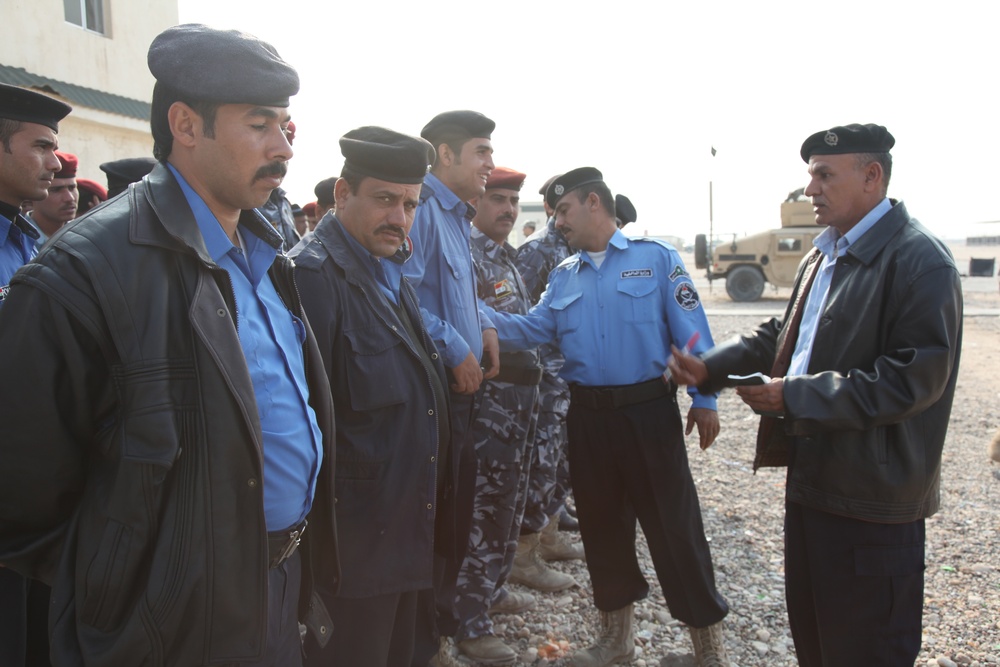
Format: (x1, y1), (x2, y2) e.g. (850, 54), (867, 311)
(344, 326), (409, 411)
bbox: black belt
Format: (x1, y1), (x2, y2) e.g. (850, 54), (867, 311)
(493, 364), (543, 386)
(267, 519), (307, 569)
(570, 377), (674, 410)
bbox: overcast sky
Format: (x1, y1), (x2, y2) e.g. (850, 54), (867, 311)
(177, 0), (999, 242)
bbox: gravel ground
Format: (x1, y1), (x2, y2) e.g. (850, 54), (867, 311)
(460, 290), (1000, 666)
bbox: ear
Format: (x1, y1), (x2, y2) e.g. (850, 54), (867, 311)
(587, 192), (601, 211)
(436, 143), (454, 168)
(333, 177), (351, 208)
(168, 101), (200, 149)
(863, 160), (884, 193)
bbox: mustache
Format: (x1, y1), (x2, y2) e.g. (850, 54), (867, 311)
(496, 213), (515, 223)
(374, 225), (405, 241)
(253, 162), (287, 181)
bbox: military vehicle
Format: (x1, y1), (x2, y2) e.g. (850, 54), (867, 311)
(694, 190), (820, 302)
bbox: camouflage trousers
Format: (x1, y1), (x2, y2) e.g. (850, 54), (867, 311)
(454, 379), (539, 641)
(520, 370), (572, 534)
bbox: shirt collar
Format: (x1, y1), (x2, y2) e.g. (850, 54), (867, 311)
(424, 172), (474, 219)
(813, 197), (891, 261)
(577, 228), (628, 271)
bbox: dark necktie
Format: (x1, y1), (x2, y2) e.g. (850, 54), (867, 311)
(753, 249), (822, 470)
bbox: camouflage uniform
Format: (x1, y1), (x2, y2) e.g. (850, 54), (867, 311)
(455, 227), (540, 641)
(515, 217), (574, 533)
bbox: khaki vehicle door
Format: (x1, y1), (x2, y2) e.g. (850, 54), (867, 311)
(767, 232), (815, 286)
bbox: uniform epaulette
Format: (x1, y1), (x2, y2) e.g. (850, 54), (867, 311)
(629, 236), (679, 253)
(287, 237), (328, 270)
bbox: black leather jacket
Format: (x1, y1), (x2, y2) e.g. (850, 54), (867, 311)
(703, 201), (962, 523)
(0, 164), (339, 666)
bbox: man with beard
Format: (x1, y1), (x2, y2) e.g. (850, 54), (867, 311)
(0, 25), (338, 666)
(27, 150), (78, 247)
(291, 126), (445, 667)
(490, 168), (730, 667)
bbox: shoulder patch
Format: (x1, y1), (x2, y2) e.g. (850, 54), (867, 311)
(0, 284), (9, 303)
(620, 268), (653, 279)
(669, 265), (689, 281)
(674, 281), (700, 310)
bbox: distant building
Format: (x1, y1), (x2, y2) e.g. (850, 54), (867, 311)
(0, 0), (179, 187)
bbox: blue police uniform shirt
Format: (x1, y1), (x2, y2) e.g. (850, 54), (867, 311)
(402, 172), (495, 368)
(167, 164), (322, 531)
(492, 229), (718, 410)
(0, 207), (38, 306)
(788, 197), (891, 377)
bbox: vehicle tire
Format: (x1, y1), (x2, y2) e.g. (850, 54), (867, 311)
(725, 265), (765, 302)
(694, 234), (708, 269)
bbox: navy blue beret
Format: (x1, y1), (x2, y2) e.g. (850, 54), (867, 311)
(340, 126), (435, 185)
(100, 157), (157, 198)
(420, 110), (495, 146)
(545, 167), (605, 209)
(800, 123), (894, 163)
(615, 194), (637, 225)
(148, 24), (299, 107)
(0, 82), (71, 131)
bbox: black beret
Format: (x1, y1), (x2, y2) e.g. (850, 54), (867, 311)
(148, 24), (299, 107)
(800, 123), (894, 163)
(544, 167), (605, 210)
(538, 173), (561, 197)
(420, 110), (495, 146)
(0, 82), (71, 132)
(340, 126), (435, 185)
(314, 177), (338, 207)
(100, 157), (158, 198)
(615, 194), (637, 225)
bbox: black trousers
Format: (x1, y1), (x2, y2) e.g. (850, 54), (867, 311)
(305, 589), (419, 667)
(566, 392), (728, 628)
(0, 568), (50, 667)
(784, 501), (924, 666)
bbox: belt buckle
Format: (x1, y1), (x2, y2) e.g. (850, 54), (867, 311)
(271, 520), (307, 568)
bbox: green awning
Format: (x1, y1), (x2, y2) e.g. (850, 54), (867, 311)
(0, 64), (150, 121)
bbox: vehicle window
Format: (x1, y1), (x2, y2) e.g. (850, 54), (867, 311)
(777, 237), (802, 252)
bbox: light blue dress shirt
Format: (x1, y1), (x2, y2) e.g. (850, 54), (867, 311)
(788, 198), (892, 377)
(1, 210), (38, 305)
(403, 172), (495, 368)
(168, 164), (322, 531)
(339, 216), (402, 305)
(492, 230), (717, 410)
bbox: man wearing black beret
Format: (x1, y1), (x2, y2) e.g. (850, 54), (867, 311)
(0, 24), (339, 666)
(404, 109), (503, 664)
(670, 123), (962, 666)
(0, 80), (70, 667)
(99, 156), (157, 198)
(290, 126), (445, 667)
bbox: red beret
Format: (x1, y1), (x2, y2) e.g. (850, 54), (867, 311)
(76, 177), (108, 201)
(486, 166), (526, 191)
(302, 201), (317, 216)
(55, 151), (78, 179)
(286, 120), (296, 145)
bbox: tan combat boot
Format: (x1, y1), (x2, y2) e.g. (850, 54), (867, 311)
(689, 620), (731, 667)
(538, 513), (586, 561)
(569, 603), (635, 667)
(488, 587), (536, 615)
(509, 532), (577, 592)
(456, 635), (517, 666)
